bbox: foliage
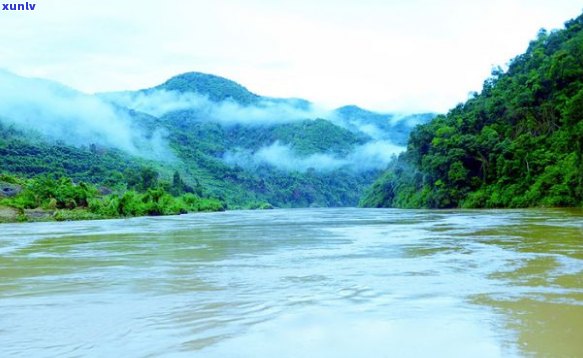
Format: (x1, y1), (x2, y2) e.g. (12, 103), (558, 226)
(0, 175), (95, 210)
(0, 172), (225, 222)
(362, 13), (583, 208)
(0, 123), (140, 186)
(153, 72), (260, 105)
(160, 111), (378, 208)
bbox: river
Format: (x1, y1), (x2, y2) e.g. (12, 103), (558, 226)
(1, 208), (582, 357)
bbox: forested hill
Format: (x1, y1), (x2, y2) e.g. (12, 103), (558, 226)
(0, 69), (432, 209)
(151, 72), (261, 105)
(361, 13), (583, 209)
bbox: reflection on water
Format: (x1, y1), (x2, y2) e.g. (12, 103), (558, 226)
(0, 208), (582, 357)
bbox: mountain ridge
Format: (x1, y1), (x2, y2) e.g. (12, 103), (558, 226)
(1, 69), (433, 208)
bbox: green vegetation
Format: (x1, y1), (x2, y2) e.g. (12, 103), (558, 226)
(1, 62), (428, 218)
(0, 105), (375, 209)
(0, 170), (225, 223)
(162, 115), (376, 207)
(153, 72), (260, 105)
(361, 13), (583, 208)
(0, 121), (138, 184)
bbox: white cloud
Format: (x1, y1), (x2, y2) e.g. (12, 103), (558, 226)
(102, 89), (328, 125)
(101, 90), (209, 118)
(224, 140), (404, 173)
(0, 70), (173, 160)
(1, 0), (581, 112)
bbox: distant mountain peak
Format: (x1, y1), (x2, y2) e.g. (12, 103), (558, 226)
(152, 71), (260, 105)
(337, 104), (366, 111)
(164, 71), (240, 85)
(334, 105), (393, 119)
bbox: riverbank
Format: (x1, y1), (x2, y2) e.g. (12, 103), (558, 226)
(0, 205), (200, 224)
(0, 206), (20, 223)
(0, 205), (142, 224)
(0, 174), (227, 223)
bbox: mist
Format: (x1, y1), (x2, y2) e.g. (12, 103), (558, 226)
(224, 140), (404, 173)
(389, 113), (432, 127)
(0, 70), (173, 160)
(329, 118), (388, 140)
(0, 70), (415, 170)
(103, 89), (426, 150)
(100, 88), (410, 173)
(102, 89), (329, 125)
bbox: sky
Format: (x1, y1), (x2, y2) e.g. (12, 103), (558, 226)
(1, 0), (581, 113)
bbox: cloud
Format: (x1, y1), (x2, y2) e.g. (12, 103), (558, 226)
(3, 0), (581, 112)
(389, 113), (433, 127)
(103, 89), (426, 148)
(354, 123), (386, 140)
(224, 140), (404, 173)
(254, 142), (346, 172)
(349, 140), (406, 170)
(103, 89), (411, 171)
(102, 89), (329, 125)
(0, 69), (408, 169)
(0, 70), (173, 160)
(100, 90), (208, 118)
(212, 99), (325, 125)
(328, 115), (389, 140)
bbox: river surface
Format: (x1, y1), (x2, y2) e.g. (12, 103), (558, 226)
(1, 208), (582, 357)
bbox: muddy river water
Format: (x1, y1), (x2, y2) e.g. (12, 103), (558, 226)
(1, 208), (582, 357)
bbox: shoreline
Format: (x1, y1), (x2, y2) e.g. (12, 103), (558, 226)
(2, 204), (581, 225)
(0, 205), (226, 224)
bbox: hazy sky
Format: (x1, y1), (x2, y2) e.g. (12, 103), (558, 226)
(1, 0), (581, 112)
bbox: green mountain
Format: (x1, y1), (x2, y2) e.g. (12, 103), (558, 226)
(333, 105), (435, 145)
(361, 13), (583, 208)
(151, 72), (260, 105)
(0, 70), (429, 209)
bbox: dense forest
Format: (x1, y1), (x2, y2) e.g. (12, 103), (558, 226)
(361, 13), (583, 209)
(0, 69), (431, 221)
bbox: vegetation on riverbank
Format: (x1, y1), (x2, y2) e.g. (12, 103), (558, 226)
(0, 170), (226, 223)
(361, 13), (583, 209)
